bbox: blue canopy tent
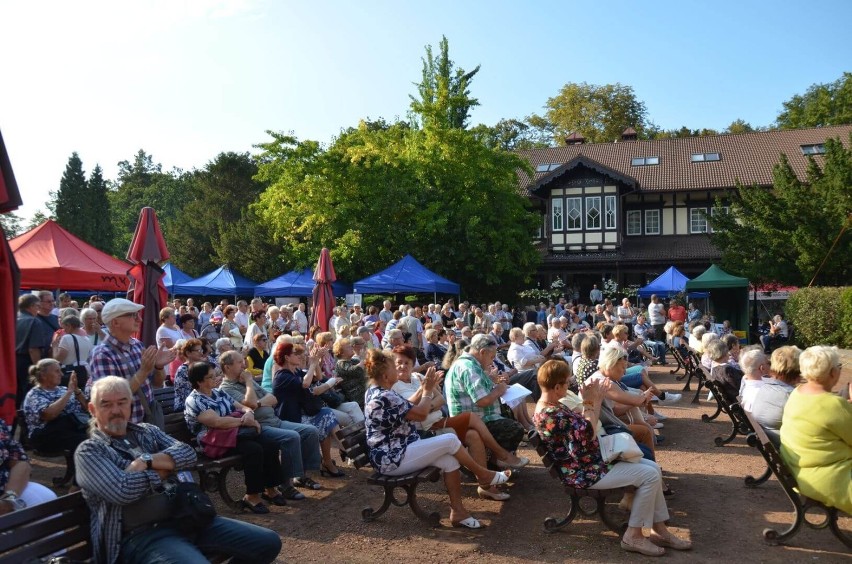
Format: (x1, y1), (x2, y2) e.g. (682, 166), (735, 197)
(255, 269), (351, 297)
(162, 262), (192, 295)
(637, 266), (708, 299)
(353, 255), (460, 302)
(172, 265), (257, 298)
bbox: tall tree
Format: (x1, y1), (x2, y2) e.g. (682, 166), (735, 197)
(409, 36), (480, 129)
(470, 118), (553, 151)
(531, 82), (648, 144)
(709, 134), (852, 287)
(27, 210), (50, 231)
(52, 153), (90, 241)
(86, 164), (113, 252)
(776, 72), (852, 129)
(0, 212), (23, 238)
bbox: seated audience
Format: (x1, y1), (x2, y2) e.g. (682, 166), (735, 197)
(707, 340), (744, 401)
(424, 328), (448, 365)
(751, 345), (802, 446)
(688, 325), (706, 352)
(633, 315), (667, 365)
(184, 362), (286, 513)
(246, 332), (271, 379)
(721, 333), (741, 370)
(364, 349), (510, 528)
(1, 417), (56, 515)
(173, 338), (207, 410)
(780, 346), (851, 515)
(333, 338), (368, 408)
(534, 360), (691, 556)
(738, 348), (769, 412)
(52, 315), (94, 388)
(22, 359), (89, 455)
(699, 332), (719, 369)
(76, 376), (281, 563)
(760, 314), (789, 354)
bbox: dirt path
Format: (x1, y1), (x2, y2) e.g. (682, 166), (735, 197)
(31, 360), (852, 562)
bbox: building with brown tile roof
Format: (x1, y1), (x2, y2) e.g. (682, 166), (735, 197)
(517, 124), (852, 300)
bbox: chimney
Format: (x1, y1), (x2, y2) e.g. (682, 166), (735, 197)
(621, 127), (638, 141)
(565, 132), (585, 145)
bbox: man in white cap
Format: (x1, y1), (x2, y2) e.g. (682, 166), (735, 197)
(88, 299), (175, 425)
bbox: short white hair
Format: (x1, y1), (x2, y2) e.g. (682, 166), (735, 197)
(522, 322), (537, 337)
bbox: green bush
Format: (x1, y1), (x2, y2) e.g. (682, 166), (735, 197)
(785, 287), (852, 348)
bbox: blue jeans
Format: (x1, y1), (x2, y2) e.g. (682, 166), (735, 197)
(260, 419), (321, 480)
(120, 516), (281, 564)
(622, 366), (645, 388)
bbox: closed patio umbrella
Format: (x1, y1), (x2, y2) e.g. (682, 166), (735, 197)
(309, 248), (337, 332)
(126, 207), (169, 347)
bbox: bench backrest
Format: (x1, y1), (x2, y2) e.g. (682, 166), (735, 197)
(742, 409), (799, 494)
(0, 491), (91, 564)
(154, 385), (177, 415)
(336, 422), (370, 469)
(527, 430), (563, 482)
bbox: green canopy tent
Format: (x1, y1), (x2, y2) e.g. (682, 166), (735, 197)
(684, 264), (749, 332)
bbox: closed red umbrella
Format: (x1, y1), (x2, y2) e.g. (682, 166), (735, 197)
(126, 207), (169, 347)
(310, 248), (337, 332)
(0, 129), (23, 424)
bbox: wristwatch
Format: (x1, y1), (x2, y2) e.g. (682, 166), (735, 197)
(140, 453), (153, 470)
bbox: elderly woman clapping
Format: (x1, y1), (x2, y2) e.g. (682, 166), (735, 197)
(780, 346), (851, 515)
(534, 359), (691, 556)
(22, 359), (89, 454)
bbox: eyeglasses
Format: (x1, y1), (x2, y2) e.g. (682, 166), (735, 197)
(189, 348), (202, 353)
(118, 312), (140, 319)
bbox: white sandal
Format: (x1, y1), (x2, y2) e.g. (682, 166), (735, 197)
(451, 515), (483, 529)
(485, 470), (511, 486)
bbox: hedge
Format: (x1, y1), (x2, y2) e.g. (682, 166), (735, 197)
(784, 287), (852, 348)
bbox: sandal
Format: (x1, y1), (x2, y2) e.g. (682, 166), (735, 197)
(650, 533), (692, 550)
(451, 515), (483, 529)
(480, 470), (510, 488)
(496, 456), (529, 470)
(620, 537), (664, 556)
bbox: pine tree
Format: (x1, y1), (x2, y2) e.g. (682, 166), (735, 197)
(53, 153), (89, 240)
(86, 164), (114, 252)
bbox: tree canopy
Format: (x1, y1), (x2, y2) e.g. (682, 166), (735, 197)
(776, 72), (852, 129)
(708, 134), (852, 287)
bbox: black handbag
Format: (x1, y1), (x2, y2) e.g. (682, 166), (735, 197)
(301, 388), (325, 416)
(60, 335), (89, 390)
(122, 480), (216, 535)
(319, 387), (345, 409)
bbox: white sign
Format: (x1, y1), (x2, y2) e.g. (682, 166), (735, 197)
(345, 293), (362, 307)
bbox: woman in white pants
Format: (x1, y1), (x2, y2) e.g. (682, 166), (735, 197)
(533, 359), (692, 557)
(0, 419), (56, 515)
(363, 349), (509, 529)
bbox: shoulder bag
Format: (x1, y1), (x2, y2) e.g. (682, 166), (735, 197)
(598, 431), (643, 463)
(122, 479), (216, 535)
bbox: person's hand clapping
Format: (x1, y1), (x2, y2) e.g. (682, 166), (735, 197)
(422, 366), (438, 393)
(155, 345), (177, 369)
(66, 372), (78, 394)
(580, 378), (611, 409)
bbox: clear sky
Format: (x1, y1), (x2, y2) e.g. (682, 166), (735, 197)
(1, 0), (850, 222)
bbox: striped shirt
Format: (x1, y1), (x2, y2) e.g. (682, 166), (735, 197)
(88, 336), (154, 424)
(184, 389), (236, 439)
(74, 423), (196, 564)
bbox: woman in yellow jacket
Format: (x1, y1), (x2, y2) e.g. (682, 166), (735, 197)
(245, 332), (271, 381)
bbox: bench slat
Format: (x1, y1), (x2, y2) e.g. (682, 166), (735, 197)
(0, 510), (85, 551)
(0, 525), (90, 564)
(0, 492), (87, 529)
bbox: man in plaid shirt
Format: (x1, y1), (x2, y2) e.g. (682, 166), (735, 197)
(445, 334), (524, 453)
(88, 299), (175, 424)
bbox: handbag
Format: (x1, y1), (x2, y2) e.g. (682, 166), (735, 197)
(136, 387), (165, 431)
(60, 335), (89, 390)
(301, 388), (325, 416)
(319, 387), (345, 408)
(200, 426), (238, 458)
(122, 479), (216, 535)
(598, 431), (643, 464)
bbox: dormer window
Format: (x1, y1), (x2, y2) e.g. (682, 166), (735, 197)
(691, 152), (721, 162)
(536, 163), (562, 172)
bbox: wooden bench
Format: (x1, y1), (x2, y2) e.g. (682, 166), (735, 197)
(335, 422), (442, 526)
(0, 491), (92, 564)
(742, 409), (851, 549)
(700, 376), (753, 447)
(15, 409), (75, 488)
(528, 430), (630, 535)
(678, 349), (707, 403)
(666, 343), (689, 376)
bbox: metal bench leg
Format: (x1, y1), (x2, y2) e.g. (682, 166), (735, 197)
(543, 494), (578, 533)
(744, 465), (772, 488)
(715, 420), (739, 446)
(764, 496), (806, 545)
(361, 486), (395, 522)
(702, 403), (722, 422)
(52, 451), (75, 487)
(827, 507), (852, 550)
(597, 494), (629, 535)
(214, 467), (244, 512)
(693, 380), (707, 405)
(403, 483), (441, 526)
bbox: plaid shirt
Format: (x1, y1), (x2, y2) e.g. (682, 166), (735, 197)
(445, 353), (501, 423)
(88, 336), (153, 424)
(74, 423), (196, 564)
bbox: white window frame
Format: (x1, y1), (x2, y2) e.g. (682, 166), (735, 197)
(690, 207), (708, 234)
(644, 209), (660, 235)
(585, 196), (601, 230)
(709, 206), (730, 233)
(604, 195), (617, 229)
(552, 198), (563, 232)
(626, 210), (641, 236)
(566, 197), (582, 231)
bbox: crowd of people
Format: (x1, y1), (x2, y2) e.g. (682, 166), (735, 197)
(5, 288), (849, 561)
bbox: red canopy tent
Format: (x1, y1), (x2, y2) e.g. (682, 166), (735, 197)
(9, 219), (130, 291)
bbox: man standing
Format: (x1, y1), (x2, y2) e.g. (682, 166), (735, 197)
(647, 294), (667, 342)
(294, 303), (308, 334)
(234, 301), (250, 335)
(445, 334), (524, 453)
(667, 299), (687, 323)
(378, 300), (394, 326)
(88, 299), (175, 425)
(15, 294), (52, 409)
(589, 284), (603, 305)
(36, 291), (60, 335)
(75, 376), (281, 564)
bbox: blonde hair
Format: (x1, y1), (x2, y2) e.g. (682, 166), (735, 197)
(598, 346), (627, 372)
(333, 338), (351, 357)
(798, 346), (836, 385)
(770, 345), (802, 384)
(315, 331), (334, 347)
(612, 324), (629, 339)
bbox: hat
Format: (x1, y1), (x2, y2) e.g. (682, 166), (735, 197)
(211, 312), (224, 321)
(101, 298), (144, 325)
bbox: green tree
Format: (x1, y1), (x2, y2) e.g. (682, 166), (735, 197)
(470, 118), (553, 151)
(0, 212), (23, 238)
(776, 72), (852, 129)
(409, 36), (480, 129)
(709, 134), (852, 287)
(531, 82), (648, 144)
(724, 119), (755, 135)
(52, 153), (90, 241)
(27, 210), (50, 230)
(86, 165), (113, 252)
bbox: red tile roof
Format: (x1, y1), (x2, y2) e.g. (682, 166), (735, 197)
(517, 124), (852, 196)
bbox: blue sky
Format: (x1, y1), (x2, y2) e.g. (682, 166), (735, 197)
(1, 0), (850, 222)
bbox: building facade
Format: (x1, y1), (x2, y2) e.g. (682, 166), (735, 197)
(517, 124), (852, 298)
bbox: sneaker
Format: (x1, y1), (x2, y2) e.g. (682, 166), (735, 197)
(654, 413), (668, 421)
(652, 422), (664, 429)
(658, 393), (681, 405)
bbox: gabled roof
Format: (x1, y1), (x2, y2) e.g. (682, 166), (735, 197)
(10, 220), (130, 291)
(517, 124), (852, 196)
(531, 155), (637, 196)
